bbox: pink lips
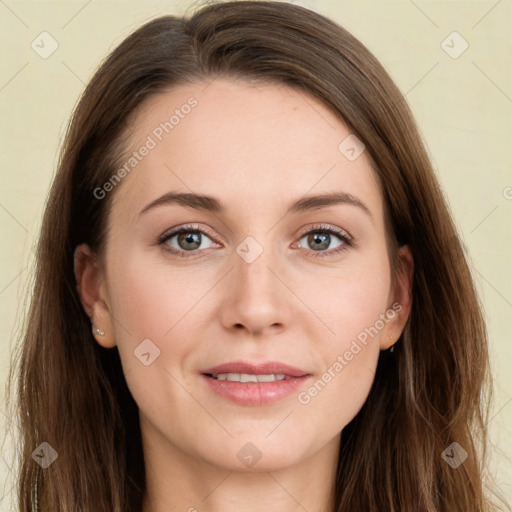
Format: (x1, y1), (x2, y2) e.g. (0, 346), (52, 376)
(201, 360), (311, 406)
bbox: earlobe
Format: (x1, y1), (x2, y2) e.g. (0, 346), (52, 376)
(74, 244), (117, 348)
(380, 245), (414, 350)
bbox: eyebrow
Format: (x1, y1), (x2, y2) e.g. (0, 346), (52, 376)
(138, 191), (372, 219)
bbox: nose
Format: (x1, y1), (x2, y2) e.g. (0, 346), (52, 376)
(219, 240), (293, 336)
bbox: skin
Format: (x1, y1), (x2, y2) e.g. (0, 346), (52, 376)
(74, 78), (413, 512)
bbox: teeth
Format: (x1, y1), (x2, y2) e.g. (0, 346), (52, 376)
(214, 373), (287, 382)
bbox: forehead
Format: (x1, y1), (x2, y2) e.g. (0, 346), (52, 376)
(109, 78), (383, 226)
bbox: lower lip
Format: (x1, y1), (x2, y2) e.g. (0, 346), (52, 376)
(202, 374), (310, 406)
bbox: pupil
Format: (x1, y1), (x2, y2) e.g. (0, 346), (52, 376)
(309, 233), (329, 251)
(179, 232), (201, 250)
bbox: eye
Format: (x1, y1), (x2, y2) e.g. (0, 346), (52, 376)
(296, 224), (353, 258)
(158, 224), (217, 257)
(157, 223), (353, 259)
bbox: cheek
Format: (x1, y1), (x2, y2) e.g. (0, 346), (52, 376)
(105, 250), (215, 401)
(105, 253), (206, 432)
(303, 255), (392, 344)
(296, 256), (390, 428)
(298, 346), (379, 440)
(297, 296), (384, 437)
(107, 249), (213, 341)
(107, 234), (390, 423)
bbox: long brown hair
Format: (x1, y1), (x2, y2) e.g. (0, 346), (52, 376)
(5, 1), (507, 510)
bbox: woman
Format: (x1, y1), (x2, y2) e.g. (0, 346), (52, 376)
(6, 1), (506, 510)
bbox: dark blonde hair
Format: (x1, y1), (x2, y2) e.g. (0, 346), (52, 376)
(6, 1), (507, 510)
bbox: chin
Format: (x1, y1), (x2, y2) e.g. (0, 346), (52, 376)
(197, 436), (314, 473)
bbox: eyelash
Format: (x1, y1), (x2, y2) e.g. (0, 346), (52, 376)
(157, 223), (354, 259)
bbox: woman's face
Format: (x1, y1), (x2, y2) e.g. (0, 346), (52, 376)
(77, 78), (412, 472)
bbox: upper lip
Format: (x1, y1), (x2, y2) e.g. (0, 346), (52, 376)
(202, 361), (310, 378)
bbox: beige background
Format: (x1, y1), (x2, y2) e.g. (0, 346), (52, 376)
(1, 0), (511, 509)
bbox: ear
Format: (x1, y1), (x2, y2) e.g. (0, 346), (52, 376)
(380, 244), (414, 350)
(74, 243), (116, 348)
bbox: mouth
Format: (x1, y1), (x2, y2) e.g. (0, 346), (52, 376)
(205, 372), (290, 382)
(200, 361), (311, 406)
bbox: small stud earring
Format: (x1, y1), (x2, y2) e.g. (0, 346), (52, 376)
(93, 326), (105, 336)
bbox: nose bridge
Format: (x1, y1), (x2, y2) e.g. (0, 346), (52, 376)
(238, 241), (272, 288)
(236, 232), (278, 302)
(221, 231), (290, 334)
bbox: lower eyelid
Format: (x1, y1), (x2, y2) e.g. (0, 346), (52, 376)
(160, 230), (216, 251)
(294, 234), (349, 256)
(159, 225), (353, 256)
